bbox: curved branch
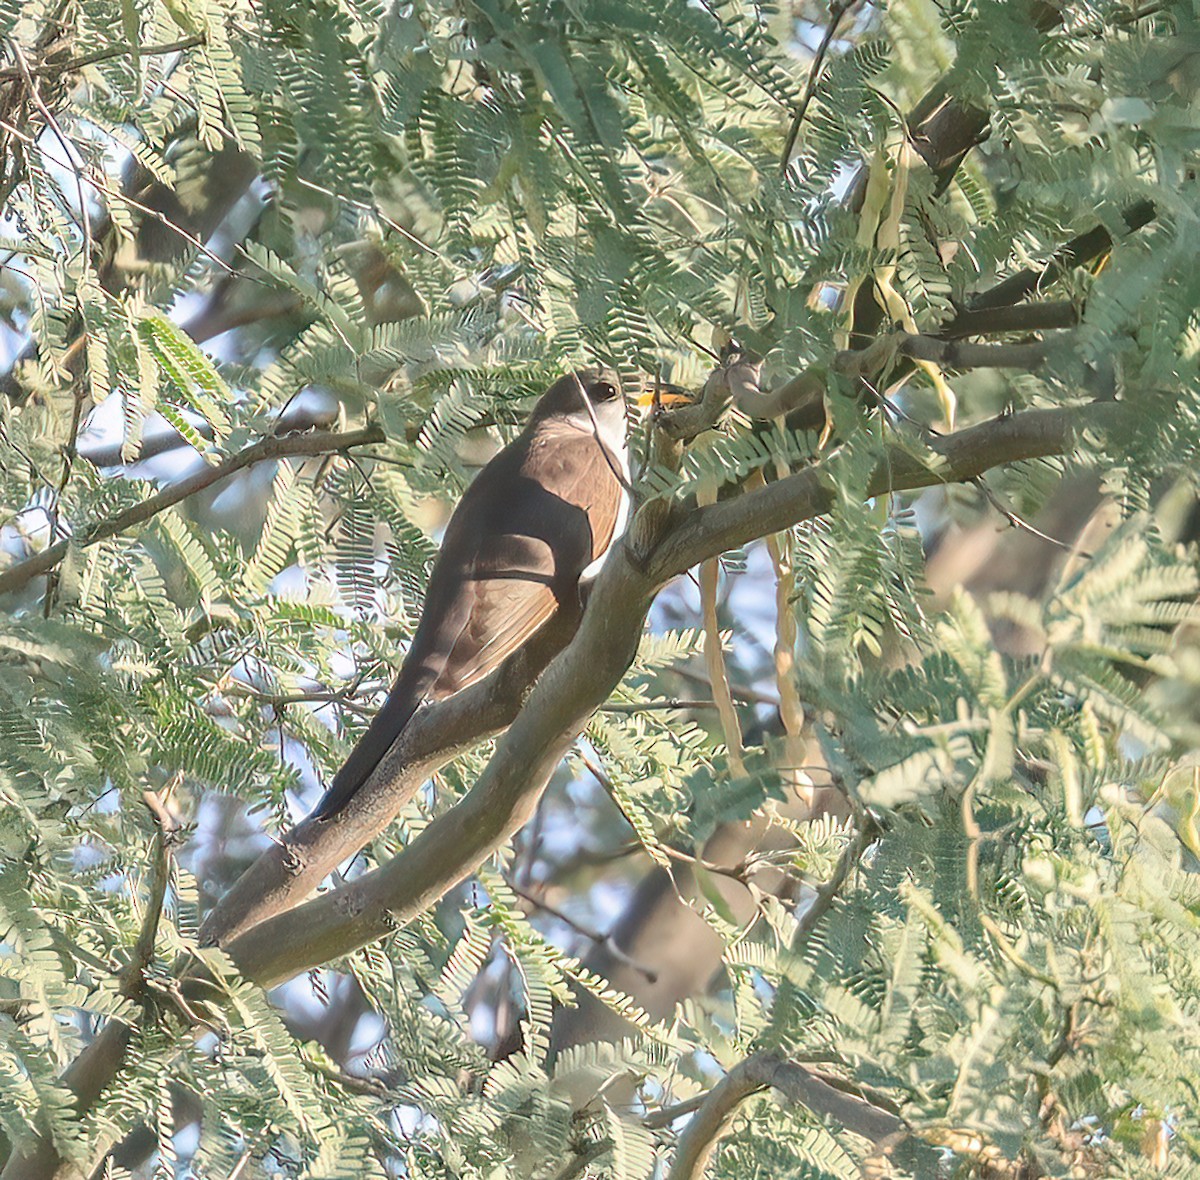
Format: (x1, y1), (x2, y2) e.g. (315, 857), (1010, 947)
(222, 399), (1121, 988)
(666, 1052), (905, 1180)
(198, 609), (581, 947)
(0, 424), (385, 598)
(649, 401), (1120, 582)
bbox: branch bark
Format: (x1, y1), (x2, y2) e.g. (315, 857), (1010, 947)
(965, 200), (1157, 313)
(939, 300), (1079, 339)
(649, 401), (1120, 580)
(198, 609), (581, 947)
(665, 1052), (905, 1180)
(0, 425), (385, 598)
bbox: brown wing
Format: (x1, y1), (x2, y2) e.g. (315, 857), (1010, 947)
(425, 424), (625, 697)
(312, 420), (623, 819)
(429, 563), (559, 697)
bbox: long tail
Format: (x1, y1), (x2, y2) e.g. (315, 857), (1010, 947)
(310, 665), (432, 819)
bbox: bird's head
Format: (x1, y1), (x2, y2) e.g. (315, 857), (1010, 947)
(533, 370), (694, 424)
(531, 369), (626, 422)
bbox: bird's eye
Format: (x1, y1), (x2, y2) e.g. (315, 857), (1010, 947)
(593, 382), (618, 402)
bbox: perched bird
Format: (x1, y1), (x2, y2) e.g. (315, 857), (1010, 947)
(313, 370), (632, 819)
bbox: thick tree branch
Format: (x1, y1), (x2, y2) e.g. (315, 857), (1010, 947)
(198, 609), (581, 947)
(650, 401), (1121, 580)
(890, 332), (1054, 371)
(220, 399), (1122, 989)
(966, 199), (1157, 313)
(0, 425), (385, 598)
(665, 1052), (905, 1180)
(939, 300), (1079, 339)
(833, 332), (1056, 383)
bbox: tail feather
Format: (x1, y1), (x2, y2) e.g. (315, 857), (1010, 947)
(311, 667), (431, 819)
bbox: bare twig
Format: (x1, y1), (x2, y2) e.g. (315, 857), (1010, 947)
(974, 476), (1089, 556)
(577, 747), (750, 886)
(223, 683), (379, 719)
(781, 2), (858, 176)
(0, 35), (204, 78)
(674, 666), (780, 708)
(126, 786), (179, 994)
(507, 879), (658, 983)
(643, 1091), (709, 1130)
(226, 1148), (254, 1180)
(600, 698), (720, 713)
(0, 424), (385, 598)
(792, 817), (876, 957)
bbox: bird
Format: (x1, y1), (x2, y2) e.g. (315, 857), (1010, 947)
(312, 370), (633, 819)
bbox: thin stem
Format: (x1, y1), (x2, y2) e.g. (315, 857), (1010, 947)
(780, 2), (858, 176)
(507, 879), (658, 983)
(0, 35), (205, 78)
(792, 817), (875, 957)
(600, 698), (721, 713)
(0, 115), (268, 285)
(974, 476), (1088, 556)
(224, 683), (379, 719)
(0, 424), (386, 596)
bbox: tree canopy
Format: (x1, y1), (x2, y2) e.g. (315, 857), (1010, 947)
(2, 0), (1200, 1177)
